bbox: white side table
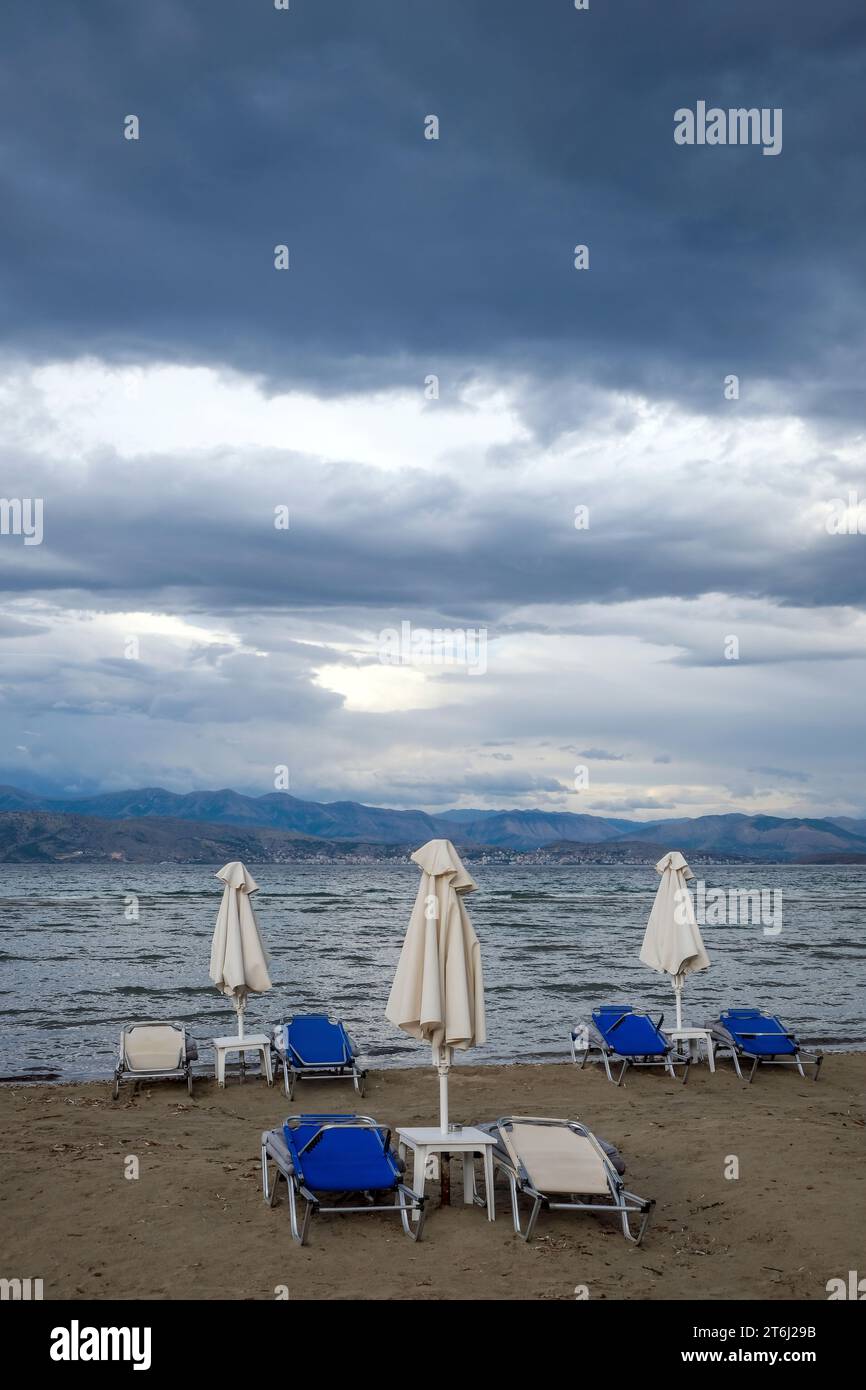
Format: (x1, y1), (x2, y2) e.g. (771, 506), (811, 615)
(665, 1027), (716, 1073)
(212, 1034), (274, 1087)
(396, 1126), (497, 1222)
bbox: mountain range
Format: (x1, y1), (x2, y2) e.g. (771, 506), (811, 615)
(1, 785), (865, 863)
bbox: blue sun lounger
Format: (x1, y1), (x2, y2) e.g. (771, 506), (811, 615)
(272, 1014), (366, 1099)
(572, 1005), (691, 1086)
(260, 1114), (426, 1244)
(709, 1008), (823, 1083)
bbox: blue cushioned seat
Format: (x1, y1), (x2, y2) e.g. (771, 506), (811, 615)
(283, 1117), (400, 1192)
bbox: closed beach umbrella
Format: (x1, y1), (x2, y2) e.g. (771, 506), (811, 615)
(386, 839), (485, 1134)
(209, 861), (272, 1038)
(640, 850), (710, 1030)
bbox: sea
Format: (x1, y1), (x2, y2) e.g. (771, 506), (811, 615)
(1, 862), (864, 1081)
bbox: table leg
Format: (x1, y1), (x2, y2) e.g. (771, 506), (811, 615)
(484, 1148), (495, 1221)
(263, 1045), (273, 1085)
(216, 1049), (226, 1088)
(411, 1145), (427, 1223)
(706, 1036), (716, 1074)
(462, 1152), (476, 1206)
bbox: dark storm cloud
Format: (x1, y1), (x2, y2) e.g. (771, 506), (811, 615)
(0, 1), (864, 417)
(2, 435), (865, 617)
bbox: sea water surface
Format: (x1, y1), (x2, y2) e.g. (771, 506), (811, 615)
(1, 862), (865, 1080)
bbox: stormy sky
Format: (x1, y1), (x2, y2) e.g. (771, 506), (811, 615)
(1, 0), (864, 818)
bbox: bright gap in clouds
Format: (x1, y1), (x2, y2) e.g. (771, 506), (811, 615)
(103, 612), (242, 647)
(313, 661), (444, 712)
(4, 360), (526, 470)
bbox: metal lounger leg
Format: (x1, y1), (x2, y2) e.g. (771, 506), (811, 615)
(522, 1195), (543, 1242)
(261, 1142), (270, 1201)
(616, 1058), (629, 1087)
(619, 1192), (654, 1246)
(267, 1164), (282, 1209)
(506, 1171), (542, 1241)
(632, 1199), (654, 1246)
(748, 1055), (759, 1084)
(397, 1184), (425, 1240)
(619, 1196), (633, 1243)
(795, 1052), (806, 1079)
(287, 1180), (314, 1245)
(507, 1171), (521, 1234)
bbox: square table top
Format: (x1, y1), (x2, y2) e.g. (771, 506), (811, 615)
(396, 1125), (496, 1149)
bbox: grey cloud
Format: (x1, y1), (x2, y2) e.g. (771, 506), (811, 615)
(0, 2), (864, 817)
(748, 766), (811, 784)
(0, 3), (863, 421)
(3, 439), (866, 619)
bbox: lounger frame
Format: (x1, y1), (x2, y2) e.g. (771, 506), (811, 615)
(260, 1116), (425, 1244)
(710, 1018), (823, 1084)
(112, 1021), (196, 1100)
(572, 1011), (691, 1086)
(272, 1016), (367, 1100)
(491, 1116), (654, 1245)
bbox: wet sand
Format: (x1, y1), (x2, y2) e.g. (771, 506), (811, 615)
(1, 1054), (863, 1301)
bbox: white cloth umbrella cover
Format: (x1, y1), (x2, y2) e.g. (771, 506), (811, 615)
(209, 860), (272, 1037)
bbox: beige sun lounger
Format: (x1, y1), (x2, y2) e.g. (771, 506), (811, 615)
(486, 1116), (654, 1243)
(112, 1021), (197, 1099)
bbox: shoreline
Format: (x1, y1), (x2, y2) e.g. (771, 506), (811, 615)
(2, 1054), (863, 1301)
(3, 1040), (866, 1089)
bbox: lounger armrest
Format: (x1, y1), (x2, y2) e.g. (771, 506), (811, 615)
(607, 1013), (630, 1033)
(738, 1030), (797, 1040)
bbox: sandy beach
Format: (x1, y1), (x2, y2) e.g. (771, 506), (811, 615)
(1, 1054), (863, 1302)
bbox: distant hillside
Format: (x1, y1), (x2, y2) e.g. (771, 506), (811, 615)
(0, 785), (643, 848)
(830, 817), (866, 838)
(621, 813), (866, 862)
(0, 786), (449, 845)
(0, 812), (411, 864)
(452, 809), (638, 847)
(0, 787), (865, 862)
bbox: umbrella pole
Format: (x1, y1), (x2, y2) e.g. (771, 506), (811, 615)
(674, 977), (683, 1031)
(435, 1044), (451, 1135)
(236, 996), (245, 1041)
(434, 1044), (452, 1207)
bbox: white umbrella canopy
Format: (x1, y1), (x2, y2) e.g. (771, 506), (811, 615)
(640, 850), (710, 1030)
(209, 861), (272, 1038)
(386, 839), (485, 1134)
